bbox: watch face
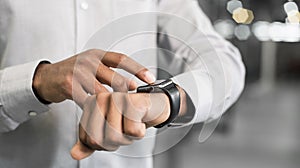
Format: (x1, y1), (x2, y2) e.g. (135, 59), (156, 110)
(137, 79), (173, 93)
(153, 79), (166, 85)
(156, 79), (173, 88)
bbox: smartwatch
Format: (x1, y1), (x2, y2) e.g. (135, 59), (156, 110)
(137, 79), (180, 128)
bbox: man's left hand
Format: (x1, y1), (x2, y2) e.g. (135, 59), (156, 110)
(70, 90), (171, 160)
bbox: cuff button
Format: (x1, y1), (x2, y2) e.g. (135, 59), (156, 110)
(28, 111), (37, 117)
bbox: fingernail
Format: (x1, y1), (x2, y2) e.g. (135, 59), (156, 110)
(145, 71), (156, 83)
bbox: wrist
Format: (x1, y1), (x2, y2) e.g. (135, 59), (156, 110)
(151, 87), (187, 127)
(32, 62), (51, 104)
(137, 79), (181, 128)
(143, 93), (170, 128)
(153, 93), (171, 125)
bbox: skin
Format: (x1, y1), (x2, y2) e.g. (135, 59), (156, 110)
(71, 91), (171, 160)
(33, 49), (156, 106)
(70, 87), (187, 160)
(32, 49), (187, 160)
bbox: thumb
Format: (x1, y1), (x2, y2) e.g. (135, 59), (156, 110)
(70, 140), (95, 160)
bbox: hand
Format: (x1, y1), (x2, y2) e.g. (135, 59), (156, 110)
(70, 90), (171, 160)
(32, 49), (156, 106)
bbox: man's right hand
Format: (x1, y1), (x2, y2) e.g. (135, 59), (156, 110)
(32, 49), (156, 107)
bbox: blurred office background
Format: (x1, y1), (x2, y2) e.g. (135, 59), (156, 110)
(154, 0), (300, 168)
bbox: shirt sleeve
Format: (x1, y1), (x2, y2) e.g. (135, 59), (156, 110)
(157, 0), (246, 126)
(0, 60), (50, 133)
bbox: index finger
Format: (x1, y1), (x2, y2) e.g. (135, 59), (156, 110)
(101, 52), (156, 84)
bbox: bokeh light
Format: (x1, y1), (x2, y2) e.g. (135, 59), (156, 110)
(214, 19), (236, 39)
(287, 11), (300, 23)
(268, 22), (285, 42)
(227, 0), (243, 14)
(232, 8), (254, 24)
(284, 1), (299, 15)
(234, 24), (251, 40)
(252, 21), (271, 41)
(283, 23), (300, 42)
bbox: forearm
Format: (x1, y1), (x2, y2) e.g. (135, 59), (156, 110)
(158, 0), (245, 125)
(172, 49), (245, 125)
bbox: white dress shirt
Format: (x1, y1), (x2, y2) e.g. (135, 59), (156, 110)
(0, 0), (245, 168)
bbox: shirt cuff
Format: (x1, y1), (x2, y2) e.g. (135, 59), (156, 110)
(0, 60), (50, 125)
(171, 70), (213, 127)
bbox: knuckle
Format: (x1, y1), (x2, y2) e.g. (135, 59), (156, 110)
(105, 134), (121, 145)
(113, 79), (128, 91)
(116, 54), (127, 63)
(87, 49), (100, 55)
(88, 138), (100, 147)
(95, 92), (104, 100)
(101, 139), (120, 151)
(87, 137), (103, 150)
(125, 127), (145, 139)
(76, 55), (87, 64)
(96, 93), (112, 106)
(94, 82), (104, 93)
(62, 75), (73, 97)
(96, 63), (105, 74)
(105, 145), (119, 152)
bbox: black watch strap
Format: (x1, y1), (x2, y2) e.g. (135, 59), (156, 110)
(137, 79), (181, 128)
